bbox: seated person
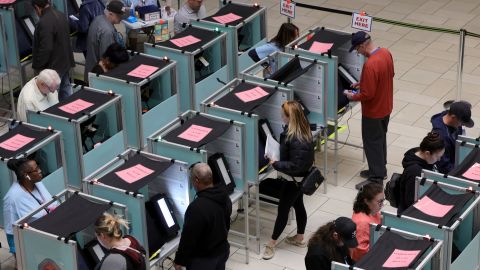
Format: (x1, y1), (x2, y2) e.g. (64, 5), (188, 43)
(305, 217), (358, 270)
(351, 183), (384, 262)
(3, 158), (57, 255)
(16, 69), (60, 122)
(91, 42), (129, 75)
(94, 213), (146, 270)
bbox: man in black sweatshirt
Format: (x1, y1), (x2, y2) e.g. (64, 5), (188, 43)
(174, 163), (232, 270)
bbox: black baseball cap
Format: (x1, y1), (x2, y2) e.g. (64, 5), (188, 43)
(334, 217), (358, 248)
(449, 100), (474, 128)
(107, 0), (128, 17)
(349, 31), (371, 52)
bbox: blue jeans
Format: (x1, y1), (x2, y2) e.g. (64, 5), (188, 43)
(58, 72), (72, 101)
(7, 233), (15, 254)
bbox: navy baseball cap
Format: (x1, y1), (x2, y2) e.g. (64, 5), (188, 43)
(334, 217), (358, 248)
(449, 100), (474, 128)
(349, 31), (371, 52)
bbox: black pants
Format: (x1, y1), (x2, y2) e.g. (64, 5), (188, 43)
(187, 247), (229, 270)
(272, 180), (307, 240)
(362, 115), (390, 179)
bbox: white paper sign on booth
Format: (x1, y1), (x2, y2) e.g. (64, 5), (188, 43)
(280, 0), (295, 19)
(351, 12), (372, 32)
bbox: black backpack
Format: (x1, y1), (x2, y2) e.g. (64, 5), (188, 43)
(384, 173), (402, 208)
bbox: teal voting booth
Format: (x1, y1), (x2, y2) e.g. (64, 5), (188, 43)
(144, 25), (228, 111)
(382, 179), (480, 270)
(13, 189), (127, 270)
(88, 53), (179, 149)
(192, 2), (267, 79)
(332, 224), (443, 270)
(83, 149), (189, 267)
(0, 120), (67, 227)
(28, 86), (126, 189)
(455, 135), (480, 167)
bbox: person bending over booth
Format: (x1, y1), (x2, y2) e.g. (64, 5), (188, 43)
(17, 69), (60, 122)
(351, 182), (384, 262)
(94, 213), (146, 270)
(305, 217), (358, 270)
(174, 163), (232, 270)
(174, 0), (206, 34)
(262, 100), (314, 260)
(91, 43), (129, 75)
(3, 158), (57, 255)
(431, 100), (474, 174)
(69, 0), (105, 57)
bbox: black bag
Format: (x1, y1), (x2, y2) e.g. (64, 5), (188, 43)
(300, 167), (324, 195)
(208, 152), (236, 194)
(384, 173), (402, 208)
(145, 194), (180, 254)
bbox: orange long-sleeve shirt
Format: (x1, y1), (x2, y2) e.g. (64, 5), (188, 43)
(350, 211), (382, 262)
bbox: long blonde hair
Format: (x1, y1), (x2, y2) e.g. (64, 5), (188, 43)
(282, 100), (312, 143)
(94, 213), (129, 240)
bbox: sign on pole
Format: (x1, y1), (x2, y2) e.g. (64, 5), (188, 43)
(351, 12), (372, 32)
(280, 0), (295, 19)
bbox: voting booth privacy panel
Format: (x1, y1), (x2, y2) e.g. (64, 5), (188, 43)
(83, 149), (189, 266)
(382, 179), (480, 270)
(454, 135), (480, 175)
(27, 86), (126, 190)
(0, 120), (67, 227)
(192, 2), (267, 79)
(13, 189), (127, 270)
(332, 225), (443, 270)
(144, 25), (229, 111)
(88, 53), (179, 149)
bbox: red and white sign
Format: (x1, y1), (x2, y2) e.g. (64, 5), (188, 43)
(280, 0), (295, 19)
(351, 12), (372, 32)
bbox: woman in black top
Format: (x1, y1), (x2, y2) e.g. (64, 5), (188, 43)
(397, 132), (445, 214)
(263, 100), (314, 260)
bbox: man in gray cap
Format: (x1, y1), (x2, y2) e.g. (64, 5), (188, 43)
(85, 0), (127, 82)
(431, 100), (475, 173)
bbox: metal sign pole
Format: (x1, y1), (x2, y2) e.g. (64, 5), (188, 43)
(457, 29), (466, 101)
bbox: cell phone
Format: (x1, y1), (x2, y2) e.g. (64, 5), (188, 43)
(351, 90), (359, 94)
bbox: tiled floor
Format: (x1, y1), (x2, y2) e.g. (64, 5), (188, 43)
(2, 0), (480, 269)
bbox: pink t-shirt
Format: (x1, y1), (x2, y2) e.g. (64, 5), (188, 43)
(351, 211), (382, 262)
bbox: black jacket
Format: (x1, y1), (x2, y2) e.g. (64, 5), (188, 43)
(431, 111), (462, 174)
(305, 243), (353, 270)
(398, 147), (434, 214)
(273, 127), (314, 177)
(32, 7), (75, 75)
(174, 185), (232, 267)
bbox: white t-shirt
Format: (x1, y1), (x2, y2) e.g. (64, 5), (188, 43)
(16, 77), (59, 122)
(174, 3), (206, 34)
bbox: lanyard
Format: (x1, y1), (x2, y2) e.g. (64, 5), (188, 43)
(28, 188), (50, 214)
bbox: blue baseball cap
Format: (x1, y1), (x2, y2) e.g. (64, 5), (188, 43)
(349, 31), (371, 52)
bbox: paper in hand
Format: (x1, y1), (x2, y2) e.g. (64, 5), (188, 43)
(265, 134), (280, 162)
(69, 15), (79, 21)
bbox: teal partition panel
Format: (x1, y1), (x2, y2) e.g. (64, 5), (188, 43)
(0, 8), (20, 71)
(0, 13), (7, 74)
(422, 170), (479, 191)
(150, 140), (206, 166)
(194, 66), (228, 111)
(42, 167), (66, 196)
(451, 232), (480, 270)
(143, 95), (179, 140)
(382, 212), (446, 241)
(83, 132), (124, 176)
(0, 167), (13, 227)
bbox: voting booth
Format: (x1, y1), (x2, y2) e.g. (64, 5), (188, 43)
(382, 179), (480, 270)
(192, 2), (267, 79)
(454, 135), (480, 170)
(88, 53), (179, 149)
(0, 120), (67, 227)
(332, 225), (443, 270)
(83, 149), (188, 266)
(144, 25), (228, 111)
(28, 86), (126, 189)
(13, 189), (127, 270)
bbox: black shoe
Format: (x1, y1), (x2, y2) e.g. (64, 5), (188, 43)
(359, 170), (370, 178)
(367, 177), (384, 185)
(355, 179), (371, 190)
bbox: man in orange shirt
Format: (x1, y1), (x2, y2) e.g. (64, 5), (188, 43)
(344, 31), (394, 190)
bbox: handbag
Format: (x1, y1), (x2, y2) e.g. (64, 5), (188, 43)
(299, 166), (324, 195)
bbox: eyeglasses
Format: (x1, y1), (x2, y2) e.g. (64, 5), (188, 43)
(27, 166), (41, 174)
(377, 198), (385, 206)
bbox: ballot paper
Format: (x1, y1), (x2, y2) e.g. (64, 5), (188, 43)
(265, 134), (280, 162)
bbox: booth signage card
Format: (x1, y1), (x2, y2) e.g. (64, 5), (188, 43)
(212, 12), (242, 24)
(413, 196), (454, 217)
(462, 162), (480, 180)
(127, 64), (159, 79)
(178, 124), (212, 142)
(351, 12), (372, 32)
(309, 41), (333, 53)
(280, 0), (295, 19)
(59, 99), (94, 114)
(0, 134), (35, 151)
(235, 86), (269, 102)
(0, 0), (16, 3)
(115, 164), (154, 183)
(382, 249), (421, 268)
(170, 35), (201, 47)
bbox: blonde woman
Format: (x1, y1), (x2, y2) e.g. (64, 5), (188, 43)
(94, 213), (146, 270)
(263, 100), (314, 260)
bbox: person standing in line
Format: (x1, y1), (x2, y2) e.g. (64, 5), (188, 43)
(343, 31), (394, 190)
(174, 0), (206, 34)
(69, 0), (105, 57)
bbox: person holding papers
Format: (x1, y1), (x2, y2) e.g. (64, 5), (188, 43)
(262, 100), (314, 260)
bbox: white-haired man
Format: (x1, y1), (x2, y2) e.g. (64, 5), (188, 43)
(17, 69), (60, 122)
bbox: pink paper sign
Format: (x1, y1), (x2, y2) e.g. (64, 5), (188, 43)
(462, 162), (480, 181)
(309, 41), (333, 53)
(177, 125), (212, 142)
(0, 0), (16, 4)
(170, 35), (201, 47)
(127, 64), (159, 79)
(383, 249), (421, 268)
(413, 195), (454, 217)
(0, 134), (35, 151)
(212, 13), (242, 24)
(235, 86), (269, 103)
(115, 164), (154, 183)
(58, 99), (94, 114)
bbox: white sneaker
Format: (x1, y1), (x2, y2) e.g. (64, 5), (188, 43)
(262, 244), (275, 260)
